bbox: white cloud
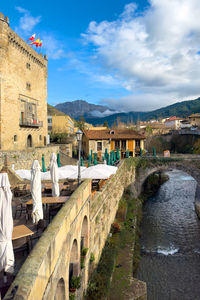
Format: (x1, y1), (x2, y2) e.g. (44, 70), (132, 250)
(15, 6), (41, 34)
(42, 34), (66, 60)
(90, 109), (120, 117)
(63, 55), (119, 86)
(83, 1), (200, 111)
(15, 7), (65, 60)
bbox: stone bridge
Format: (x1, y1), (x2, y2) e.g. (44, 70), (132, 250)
(131, 158), (200, 197)
(4, 157), (200, 300)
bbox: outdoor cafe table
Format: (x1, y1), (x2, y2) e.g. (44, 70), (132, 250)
(25, 196), (69, 205)
(12, 225), (34, 252)
(12, 225), (34, 240)
(25, 196), (70, 219)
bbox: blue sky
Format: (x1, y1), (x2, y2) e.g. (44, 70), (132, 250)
(1, 0), (200, 113)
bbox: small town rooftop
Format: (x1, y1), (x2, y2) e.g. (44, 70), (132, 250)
(189, 113), (200, 118)
(83, 129), (145, 140)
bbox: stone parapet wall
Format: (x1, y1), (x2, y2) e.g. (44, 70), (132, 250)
(7, 157), (200, 299)
(5, 160), (137, 300)
(89, 159), (136, 263)
(0, 145), (59, 170)
(5, 180), (91, 300)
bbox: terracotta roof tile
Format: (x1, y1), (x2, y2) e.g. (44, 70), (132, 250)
(189, 113), (200, 118)
(83, 129), (145, 140)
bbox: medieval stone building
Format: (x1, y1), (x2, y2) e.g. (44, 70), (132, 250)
(0, 12), (47, 150)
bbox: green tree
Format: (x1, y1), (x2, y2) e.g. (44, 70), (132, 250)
(75, 115), (85, 131)
(145, 125), (153, 136)
(103, 120), (108, 128)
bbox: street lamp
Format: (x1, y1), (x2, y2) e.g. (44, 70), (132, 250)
(76, 129), (83, 185)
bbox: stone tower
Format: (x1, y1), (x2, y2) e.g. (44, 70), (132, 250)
(0, 12), (48, 150)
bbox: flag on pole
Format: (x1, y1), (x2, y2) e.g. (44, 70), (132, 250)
(27, 34), (36, 42)
(30, 38), (40, 46)
(38, 40), (43, 47)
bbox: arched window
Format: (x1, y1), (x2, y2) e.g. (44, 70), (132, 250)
(27, 134), (32, 147)
(14, 135), (17, 142)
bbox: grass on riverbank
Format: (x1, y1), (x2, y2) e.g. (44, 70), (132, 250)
(85, 191), (144, 300)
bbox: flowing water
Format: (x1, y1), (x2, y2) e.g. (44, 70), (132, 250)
(136, 169), (200, 300)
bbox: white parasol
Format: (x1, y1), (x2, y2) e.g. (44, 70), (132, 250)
(80, 164), (118, 179)
(50, 153), (60, 197)
(0, 173), (14, 273)
(31, 160), (43, 223)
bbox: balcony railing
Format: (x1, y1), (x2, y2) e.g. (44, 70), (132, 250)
(19, 118), (43, 128)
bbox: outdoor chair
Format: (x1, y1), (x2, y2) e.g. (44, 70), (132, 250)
(13, 199), (27, 219)
(48, 204), (62, 222)
(30, 219), (47, 245)
(12, 237), (29, 256)
(25, 204), (33, 223)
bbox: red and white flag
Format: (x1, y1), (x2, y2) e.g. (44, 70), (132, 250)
(27, 34), (36, 42)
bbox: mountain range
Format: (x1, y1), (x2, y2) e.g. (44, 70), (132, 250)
(48, 97), (200, 126)
(55, 100), (116, 119)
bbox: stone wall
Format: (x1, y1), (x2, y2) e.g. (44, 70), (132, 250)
(5, 160), (137, 300)
(5, 180), (91, 300)
(0, 145), (59, 170)
(0, 12), (47, 151)
(6, 157), (200, 299)
(89, 159), (136, 262)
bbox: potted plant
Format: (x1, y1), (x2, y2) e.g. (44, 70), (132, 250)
(70, 275), (81, 293)
(81, 247), (88, 257)
(80, 256), (85, 269)
(69, 293), (75, 300)
(111, 222), (121, 233)
(89, 253), (95, 264)
(80, 247), (88, 269)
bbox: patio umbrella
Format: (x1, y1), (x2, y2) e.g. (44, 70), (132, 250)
(93, 156), (97, 165)
(126, 149), (129, 158)
(50, 153), (60, 197)
(88, 155), (91, 167)
(110, 152), (113, 166)
(42, 154), (46, 172)
(153, 147), (156, 157)
(93, 153), (97, 165)
(113, 150), (116, 162)
(90, 150), (93, 162)
(107, 155), (110, 165)
(81, 164), (118, 179)
(0, 173), (14, 273)
(57, 152), (61, 167)
(116, 148), (120, 160)
(31, 160), (43, 223)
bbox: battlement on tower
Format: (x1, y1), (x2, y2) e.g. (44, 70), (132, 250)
(0, 12), (9, 24)
(0, 12), (47, 69)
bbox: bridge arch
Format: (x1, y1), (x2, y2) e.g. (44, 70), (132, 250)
(132, 162), (199, 198)
(80, 215), (89, 251)
(69, 239), (79, 284)
(54, 278), (65, 300)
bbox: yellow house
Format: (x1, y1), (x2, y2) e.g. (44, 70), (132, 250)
(82, 129), (145, 159)
(51, 115), (74, 134)
(189, 113), (200, 127)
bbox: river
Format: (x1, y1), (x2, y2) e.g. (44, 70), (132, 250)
(136, 169), (200, 300)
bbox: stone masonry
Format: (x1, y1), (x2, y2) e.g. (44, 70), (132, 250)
(0, 12), (47, 150)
